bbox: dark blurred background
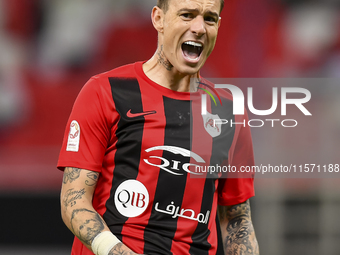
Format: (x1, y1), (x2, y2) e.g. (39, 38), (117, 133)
(0, 0), (340, 254)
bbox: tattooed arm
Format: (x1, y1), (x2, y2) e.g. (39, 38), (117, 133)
(218, 200), (259, 255)
(60, 167), (142, 255)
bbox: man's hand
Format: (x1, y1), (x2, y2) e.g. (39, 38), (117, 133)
(218, 200), (259, 255)
(108, 243), (145, 255)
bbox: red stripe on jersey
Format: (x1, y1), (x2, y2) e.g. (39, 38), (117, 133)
(93, 75), (121, 217)
(207, 179), (220, 255)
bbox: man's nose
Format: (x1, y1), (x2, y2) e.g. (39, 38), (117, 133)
(190, 16), (206, 37)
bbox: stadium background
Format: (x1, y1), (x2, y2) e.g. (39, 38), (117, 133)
(0, 0), (340, 254)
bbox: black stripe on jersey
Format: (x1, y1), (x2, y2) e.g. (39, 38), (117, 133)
(143, 97), (192, 255)
(213, 97), (235, 252)
(189, 177), (214, 254)
(189, 97), (235, 255)
(104, 78), (145, 240)
(215, 214), (225, 255)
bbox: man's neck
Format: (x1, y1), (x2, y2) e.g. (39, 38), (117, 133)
(142, 53), (199, 93)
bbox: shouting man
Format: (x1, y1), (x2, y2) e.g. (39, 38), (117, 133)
(58, 0), (259, 254)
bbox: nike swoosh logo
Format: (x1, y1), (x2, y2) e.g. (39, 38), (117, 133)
(126, 109), (157, 118)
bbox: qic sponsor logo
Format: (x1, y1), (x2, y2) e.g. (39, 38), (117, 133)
(143, 146), (205, 176)
(114, 180), (149, 218)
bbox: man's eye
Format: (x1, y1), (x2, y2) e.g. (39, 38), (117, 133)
(205, 17), (217, 23)
(181, 13), (193, 19)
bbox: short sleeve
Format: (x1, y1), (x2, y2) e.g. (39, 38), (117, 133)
(57, 77), (116, 172)
(218, 111), (255, 206)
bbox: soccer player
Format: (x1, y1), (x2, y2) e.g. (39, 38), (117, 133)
(58, 0), (259, 255)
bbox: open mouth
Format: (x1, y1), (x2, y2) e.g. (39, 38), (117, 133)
(181, 41), (203, 61)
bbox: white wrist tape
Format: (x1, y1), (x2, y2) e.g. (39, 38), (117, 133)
(91, 231), (121, 255)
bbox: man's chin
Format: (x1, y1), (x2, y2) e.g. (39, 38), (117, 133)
(176, 63), (202, 76)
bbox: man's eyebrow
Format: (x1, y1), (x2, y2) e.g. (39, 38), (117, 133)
(205, 11), (219, 19)
(177, 8), (200, 14)
(177, 8), (219, 18)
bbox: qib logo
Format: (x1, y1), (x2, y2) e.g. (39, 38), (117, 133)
(114, 180), (149, 218)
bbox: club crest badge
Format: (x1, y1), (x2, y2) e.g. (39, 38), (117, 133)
(202, 112), (221, 138)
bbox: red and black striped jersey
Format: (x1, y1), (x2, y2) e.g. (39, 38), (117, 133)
(58, 61), (255, 255)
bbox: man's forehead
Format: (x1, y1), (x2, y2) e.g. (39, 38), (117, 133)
(168, 0), (221, 13)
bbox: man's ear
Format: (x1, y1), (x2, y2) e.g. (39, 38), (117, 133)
(218, 17), (221, 28)
(151, 6), (164, 33)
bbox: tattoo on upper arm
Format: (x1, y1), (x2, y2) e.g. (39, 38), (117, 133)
(63, 167), (81, 184)
(63, 188), (86, 209)
(71, 208), (105, 246)
(157, 45), (173, 71)
(220, 200), (259, 255)
(85, 172), (99, 186)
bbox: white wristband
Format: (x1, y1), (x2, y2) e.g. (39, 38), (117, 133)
(91, 231), (121, 255)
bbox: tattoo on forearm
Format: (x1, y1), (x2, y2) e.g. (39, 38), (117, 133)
(108, 243), (139, 255)
(220, 201), (259, 255)
(63, 167), (81, 184)
(157, 45), (173, 71)
(63, 188), (86, 208)
(226, 215), (254, 255)
(71, 208), (105, 246)
(86, 172), (99, 186)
